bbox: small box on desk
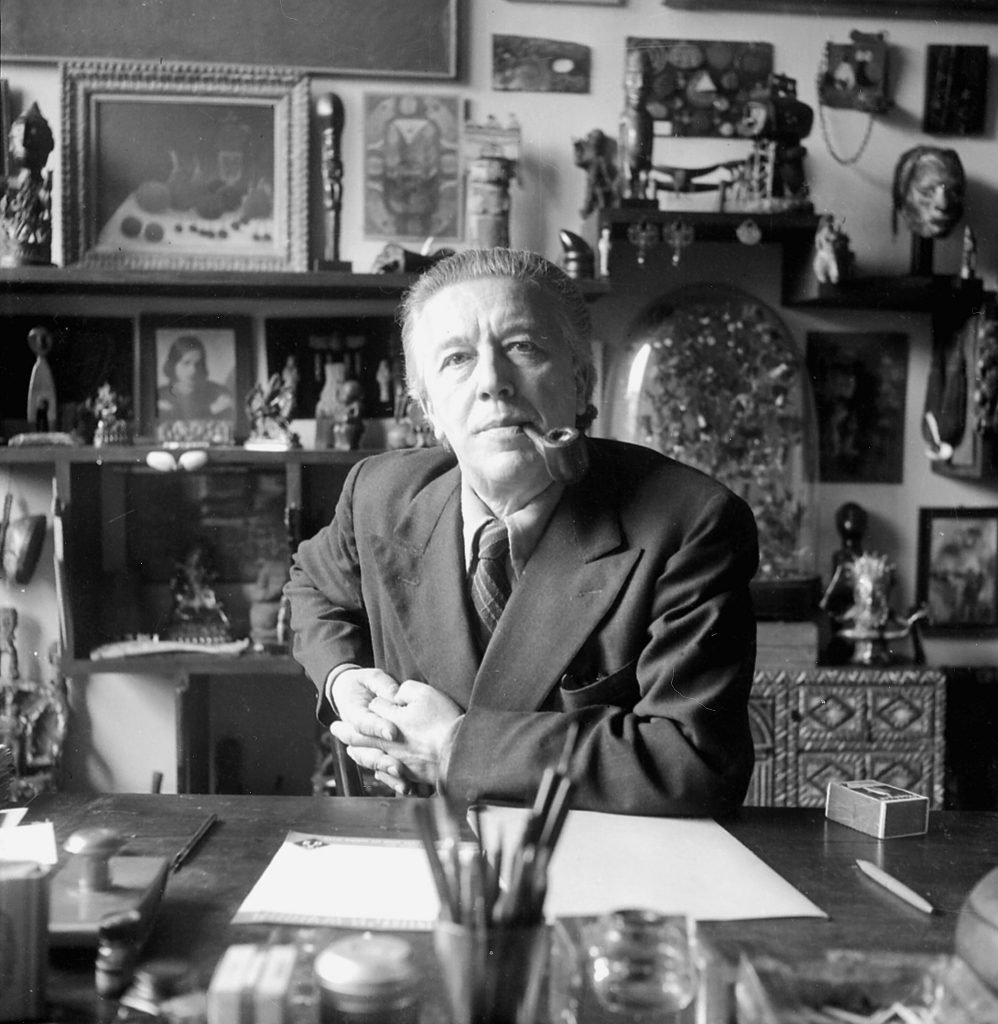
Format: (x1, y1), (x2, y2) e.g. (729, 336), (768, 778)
(825, 780), (929, 839)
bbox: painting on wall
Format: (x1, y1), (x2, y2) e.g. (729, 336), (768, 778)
(625, 37), (774, 138)
(917, 507), (998, 633)
(806, 332), (908, 484)
(61, 60), (308, 271)
(492, 36), (592, 93)
(363, 93), (461, 241)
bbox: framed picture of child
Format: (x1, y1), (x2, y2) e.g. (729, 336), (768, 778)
(140, 315), (252, 444)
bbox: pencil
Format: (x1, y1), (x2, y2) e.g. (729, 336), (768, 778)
(855, 858), (935, 914)
(171, 813), (218, 872)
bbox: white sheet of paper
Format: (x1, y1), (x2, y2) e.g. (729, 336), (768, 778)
(232, 832), (448, 929)
(477, 807), (826, 922)
(0, 820), (58, 865)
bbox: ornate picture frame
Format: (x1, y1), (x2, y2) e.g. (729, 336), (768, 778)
(140, 314), (253, 444)
(917, 506), (998, 633)
(61, 60), (308, 271)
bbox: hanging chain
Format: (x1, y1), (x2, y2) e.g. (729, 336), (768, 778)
(816, 45), (876, 167)
(818, 100), (875, 167)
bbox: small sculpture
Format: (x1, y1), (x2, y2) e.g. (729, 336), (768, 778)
(314, 361), (364, 451)
(248, 557), (290, 650)
(892, 145), (966, 241)
(466, 154), (515, 249)
(812, 214), (855, 285)
(315, 93), (350, 271)
(26, 326), (57, 433)
(833, 552), (926, 665)
(0, 102), (54, 267)
(619, 47), (654, 203)
(89, 383), (133, 447)
(558, 229), (594, 280)
(245, 373), (299, 451)
(961, 225), (978, 281)
(163, 544), (233, 644)
(573, 128), (617, 220)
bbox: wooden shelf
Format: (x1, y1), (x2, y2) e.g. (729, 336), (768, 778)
(794, 275), (990, 312)
(0, 265), (611, 301)
(0, 443), (376, 466)
(66, 650), (302, 677)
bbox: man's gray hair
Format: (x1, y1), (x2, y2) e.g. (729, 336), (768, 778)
(398, 248), (597, 429)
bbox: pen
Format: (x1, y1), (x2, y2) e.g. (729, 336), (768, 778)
(855, 858), (934, 914)
(171, 813), (218, 873)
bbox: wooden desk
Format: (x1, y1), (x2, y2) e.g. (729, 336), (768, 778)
(25, 793), (998, 1020)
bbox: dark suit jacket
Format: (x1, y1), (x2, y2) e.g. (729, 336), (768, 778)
(287, 438), (759, 816)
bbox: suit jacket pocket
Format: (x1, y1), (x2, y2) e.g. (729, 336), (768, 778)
(558, 659), (638, 711)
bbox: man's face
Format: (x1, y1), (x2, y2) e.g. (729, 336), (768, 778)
(903, 154), (965, 239)
(410, 276), (586, 502)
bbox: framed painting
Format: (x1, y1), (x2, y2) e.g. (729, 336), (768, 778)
(806, 332), (908, 484)
(140, 315), (253, 445)
(661, 0), (998, 17)
(917, 507), (998, 633)
(363, 93), (461, 241)
(61, 60), (308, 271)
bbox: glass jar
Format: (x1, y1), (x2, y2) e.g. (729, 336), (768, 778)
(585, 909), (698, 1018)
(314, 933), (420, 1024)
(604, 283), (819, 619)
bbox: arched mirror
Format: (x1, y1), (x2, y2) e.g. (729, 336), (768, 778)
(606, 282), (819, 618)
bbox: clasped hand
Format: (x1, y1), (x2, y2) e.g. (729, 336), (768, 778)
(329, 668), (463, 795)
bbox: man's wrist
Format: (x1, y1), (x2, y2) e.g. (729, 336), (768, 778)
(437, 714), (465, 786)
(324, 663), (361, 717)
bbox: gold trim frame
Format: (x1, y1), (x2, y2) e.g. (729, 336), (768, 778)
(61, 60), (309, 271)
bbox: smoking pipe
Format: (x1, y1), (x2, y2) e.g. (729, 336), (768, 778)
(521, 424), (589, 483)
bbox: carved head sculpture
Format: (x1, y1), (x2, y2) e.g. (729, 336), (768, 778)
(892, 146), (966, 240)
(8, 103), (54, 177)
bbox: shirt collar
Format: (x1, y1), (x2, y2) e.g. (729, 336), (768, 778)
(460, 478), (564, 579)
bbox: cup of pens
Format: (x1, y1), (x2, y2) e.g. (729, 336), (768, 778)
(434, 919), (549, 1024)
(420, 726), (580, 1024)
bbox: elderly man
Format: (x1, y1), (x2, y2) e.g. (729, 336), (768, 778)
(286, 248), (758, 816)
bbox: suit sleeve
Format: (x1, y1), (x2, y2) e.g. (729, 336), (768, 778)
(285, 460), (372, 724)
(443, 488), (759, 817)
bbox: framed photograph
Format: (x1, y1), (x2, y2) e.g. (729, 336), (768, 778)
(62, 60), (309, 271)
(917, 507), (998, 633)
(140, 315), (253, 444)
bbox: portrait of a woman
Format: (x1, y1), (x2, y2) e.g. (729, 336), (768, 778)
(157, 333), (234, 421)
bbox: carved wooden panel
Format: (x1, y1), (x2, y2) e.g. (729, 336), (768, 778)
(748, 667), (946, 809)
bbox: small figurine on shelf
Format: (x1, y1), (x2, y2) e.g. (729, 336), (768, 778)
(245, 373), (299, 451)
(573, 128), (617, 220)
(26, 326), (57, 433)
(812, 214), (855, 286)
(315, 93), (351, 271)
(0, 103), (54, 267)
(162, 543), (233, 644)
(558, 229), (594, 280)
(89, 383), (133, 447)
(315, 360), (364, 450)
(248, 557), (290, 651)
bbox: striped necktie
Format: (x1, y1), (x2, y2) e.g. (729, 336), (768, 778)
(470, 517), (511, 650)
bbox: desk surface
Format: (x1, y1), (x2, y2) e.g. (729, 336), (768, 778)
(25, 793), (998, 1020)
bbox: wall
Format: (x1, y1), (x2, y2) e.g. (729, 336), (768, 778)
(3, 1), (998, 790)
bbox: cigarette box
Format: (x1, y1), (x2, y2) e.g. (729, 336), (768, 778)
(825, 779), (929, 839)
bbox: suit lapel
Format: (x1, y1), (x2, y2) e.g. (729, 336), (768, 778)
(369, 467), (480, 707)
(471, 479), (640, 711)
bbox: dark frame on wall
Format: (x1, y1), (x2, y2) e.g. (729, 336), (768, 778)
(917, 506), (998, 634)
(662, 0), (998, 16)
(2, 0), (460, 78)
